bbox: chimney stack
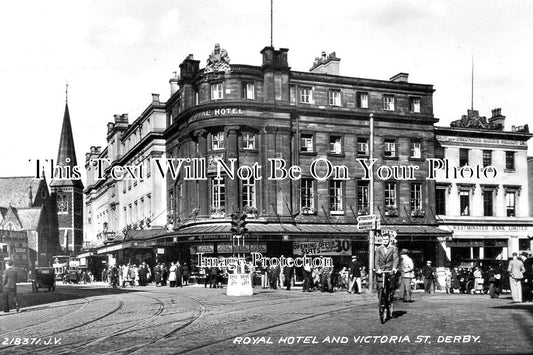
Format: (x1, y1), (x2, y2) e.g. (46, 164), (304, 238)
(309, 51), (340, 75)
(390, 73), (409, 83)
(170, 72), (179, 95)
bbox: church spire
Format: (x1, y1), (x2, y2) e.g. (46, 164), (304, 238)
(56, 101), (78, 168)
(50, 89), (83, 188)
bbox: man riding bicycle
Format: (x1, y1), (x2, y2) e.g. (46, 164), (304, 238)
(375, 231), (399, 299)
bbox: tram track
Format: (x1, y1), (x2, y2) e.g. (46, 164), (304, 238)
(109, 295), (208, 355)
(0, 297), (92, 338)
(50, 294), (166, 355)
(0, 297), (124, 354)
(174, 299), (373, 354)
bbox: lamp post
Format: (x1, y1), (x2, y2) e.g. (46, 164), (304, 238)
(368, 112), (375, 291)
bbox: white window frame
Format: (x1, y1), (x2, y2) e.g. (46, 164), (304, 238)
(411, 97), (421, 113)
(505, 151), (515, 171)
(329, 136), (342, 154)
(506, 191), (516, 217)
(301, 178), (315, 214)
(357, 138), (369, 155)
(328, 90), (341, 106)
(210, 83), (223, 100)
(300, 134), (314, 152)
(384, 183), (397, 208)
(384, 140), (396, 157)
(300, 87), (312, 104)
(410, 183), (423, 210)
(359, 92), (369, 109)
(329, 180), (344, 214)
(242, 177), (256, 209)
(383, 95), (395, 111)
(460, 190), (470, 216)
(357, 182), (369, 214)
(212, 131), (225, 150)
(243, 82), (255, 100)
(410, 141), (422, 158)
(211, 178), (226, 215)
(242, 133), (256, 150)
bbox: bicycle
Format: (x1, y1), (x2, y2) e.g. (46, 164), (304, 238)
(375, 270), (396, 324)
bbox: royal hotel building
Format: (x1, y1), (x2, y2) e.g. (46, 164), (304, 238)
(158, 44), (450, 270)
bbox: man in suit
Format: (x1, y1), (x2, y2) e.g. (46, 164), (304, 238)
(422, 261), (435, 294)
(348, 255), (362, 294)
(283, 264), (295, 290)
(3, 261), (20, 313)
(375, 232), (399, 297)
(508, 252), (525, 302)
(399, 249), (414, 302)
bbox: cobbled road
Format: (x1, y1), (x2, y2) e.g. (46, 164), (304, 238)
(1, 283), (532, 354)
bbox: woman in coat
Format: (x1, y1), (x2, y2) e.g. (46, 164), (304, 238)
(153, 263), (162, 287)
(168, 262), (177, 287)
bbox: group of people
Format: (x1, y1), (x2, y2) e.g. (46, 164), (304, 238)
(253, 258), (368, 293)
(102, 261), (190, 288)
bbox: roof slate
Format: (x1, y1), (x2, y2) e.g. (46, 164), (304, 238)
(0, 177), (43, 207)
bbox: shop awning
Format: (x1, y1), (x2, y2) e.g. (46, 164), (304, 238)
(162, 222), (451, 239)
(89, 223), (451, 252)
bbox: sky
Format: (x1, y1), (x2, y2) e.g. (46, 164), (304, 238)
(1, 0), (532, 179)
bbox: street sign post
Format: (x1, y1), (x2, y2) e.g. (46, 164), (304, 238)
(357, 214), (379, 230)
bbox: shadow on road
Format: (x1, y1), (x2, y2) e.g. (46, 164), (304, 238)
(392, 310), (407, 319)
(5, 284), (148, 313)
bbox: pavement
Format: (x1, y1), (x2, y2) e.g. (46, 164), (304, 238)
(1, 282), (532, 354)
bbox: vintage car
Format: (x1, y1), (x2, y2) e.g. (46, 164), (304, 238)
(31, 267), (56, 292)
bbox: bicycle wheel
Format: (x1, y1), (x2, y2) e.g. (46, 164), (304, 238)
(378, 289), (386, 324)
(387, 298), (394, 320)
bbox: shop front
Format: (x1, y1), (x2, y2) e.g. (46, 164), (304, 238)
(441, 222), (533, 267)
(151, 222), (451, 283)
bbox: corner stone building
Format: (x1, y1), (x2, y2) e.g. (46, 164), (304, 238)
(162, 45), (449, 271)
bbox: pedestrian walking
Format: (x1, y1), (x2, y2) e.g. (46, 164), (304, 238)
(138, 262), (148, 286)
(161, 264), (169, 286)
(283, 264), (295, 290)
(182, 263), (190, 286)
(260, 265), (269, 289)
(209, 267), (219, 288)
(508, 252), (525, 303)
(422, 261), (435, 294)
(399, 249), (414, 302)
(2, 260), (20, 313)
(348, 256), (362, 294)
(153, 263), (162, 287)
(169, 262), (177, 287)
(522, 253), (533, 302)
(302, 262), (312, 292)
(177, 262), (183, 287)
